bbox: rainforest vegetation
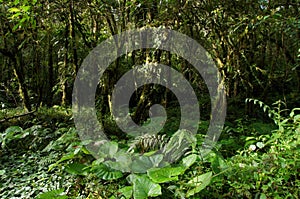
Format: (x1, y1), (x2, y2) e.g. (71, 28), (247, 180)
(0, 0), (299, 198)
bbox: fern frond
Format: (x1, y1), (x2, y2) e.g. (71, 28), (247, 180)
(127, 134), (168, 153)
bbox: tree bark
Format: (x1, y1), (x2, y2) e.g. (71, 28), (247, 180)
(61, 23), (69, 106)
(47, 34), (54, 106)
(13, 53), (31, 112)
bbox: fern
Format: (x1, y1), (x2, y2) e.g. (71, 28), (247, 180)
(245, 98), (288, 127)
(127, 134), (168, 153)
(127, 130), (196, 163)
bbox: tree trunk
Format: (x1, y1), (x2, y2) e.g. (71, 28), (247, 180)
(47, 35), (54, 106)
(132, 85), (151, 124)
(61, 23), (69, 106)
(69, 0), (79, 73)
(13, 54), (31, 112)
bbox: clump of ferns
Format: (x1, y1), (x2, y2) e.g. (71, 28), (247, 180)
(127, 129), (197, 164)
(127, 134), (168, 154)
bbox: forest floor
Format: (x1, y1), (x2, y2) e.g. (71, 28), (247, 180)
(0, 105), (299, 198)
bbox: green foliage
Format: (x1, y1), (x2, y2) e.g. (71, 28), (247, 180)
(37, 189), (67, 199)
(44, 125), (208, 198)
(0, 1), (298, 197)
(196, 100), (300, 198)
(91, 164), (123, 180)
(0, 125), (23, 149)
(1, 100), (299, 198)
(0, 124), (62, 154)
(128, 134), (167, 153)
(186, 171), (213, 197)
(110, 186), (133, 199)
(65, 163), (89, 176)
(130, 174), (162, 199)
(246, 99), (289, 127)
(130, 154), (163, 173)
(0, 124), (76, 198)
(108, 153), (203, 199)
(147, 166), (185, 183)
(0, 106), (72, 132)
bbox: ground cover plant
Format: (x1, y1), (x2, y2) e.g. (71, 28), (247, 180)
(0, 99), (299, 198)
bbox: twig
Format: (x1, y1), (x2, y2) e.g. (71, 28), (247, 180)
(0, 109), (37, 123)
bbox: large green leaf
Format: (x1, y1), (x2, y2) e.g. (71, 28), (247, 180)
(162, 129), (196, 163)
(65, 163), (89, 176)
(147, 166), (185, 183)
(186, 171), (212, 197)
(131, 154), (163, 173)
(92, 164), (123, 180)
(36, 188), (67, 199)
(104, 150), (132, 172)
(131, 174), (162, 199)
(97, 141), (118, 159)
(182, 154), (198, 168)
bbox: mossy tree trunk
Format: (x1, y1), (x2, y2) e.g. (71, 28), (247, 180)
(13, 53), (31, 112)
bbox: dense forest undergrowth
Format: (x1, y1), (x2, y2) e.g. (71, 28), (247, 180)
(0, 0), (299, 198)
(0, 100), (299, 198)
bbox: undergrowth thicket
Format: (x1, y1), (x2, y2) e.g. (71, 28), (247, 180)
(0, 100), (299, 198)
